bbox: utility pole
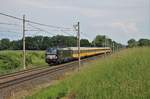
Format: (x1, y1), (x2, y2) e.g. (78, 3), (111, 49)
(73, 22), (80, 71)
(77, 22), (80, 71)
(94, 39), (96, 47)
(117, 45), (119, 52)
(116, 45), (118, 52)
(104, 35), (106, 57)
(23, 15), (26, 69)
(112, 42), (114, 53)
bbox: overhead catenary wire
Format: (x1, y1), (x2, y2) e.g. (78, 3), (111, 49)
(27, 23), (75, 37)
(0, 27), (22, 38)
(0, 27), (22, 32)
(0, 12), (93, 42)
(0, 22), (21, 26)
(0, 12), (22, 20)
(0, 12), (93, 44)
(0, 12), (76, 39)
(0, 25), (21, 31)
(60, 29), (75, 36)
(26, 20), (72, 30)
(80, 32), (91, 40)
(0, 30), (22, 34)
(0, 12), (72, 30)
(27, 23), (57, 36)
(0, 31), (22, 38)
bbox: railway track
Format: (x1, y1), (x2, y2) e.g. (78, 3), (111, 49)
(0, 61), (77, 89)
(0, 65), (49, 79)
(0, 54), (105, 99)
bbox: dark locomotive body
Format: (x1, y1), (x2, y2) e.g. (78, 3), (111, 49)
(45, 48), (73, 64)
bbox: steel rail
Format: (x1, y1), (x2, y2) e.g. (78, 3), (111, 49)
(0, 62), (76, 89)
(0, 65), (49, 79)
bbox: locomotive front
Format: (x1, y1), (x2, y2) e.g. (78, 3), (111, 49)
(45, 48), (58, 64)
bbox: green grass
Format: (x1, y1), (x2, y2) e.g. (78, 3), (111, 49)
(26, 47), (150, 99)
(0, 50), (46, 75)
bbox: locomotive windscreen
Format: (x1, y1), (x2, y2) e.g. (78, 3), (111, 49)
(46, 48), (57, 54)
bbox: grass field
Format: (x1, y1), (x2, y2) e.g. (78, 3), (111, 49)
(26, 47), (150, 99)
(0, 50), (46, 75)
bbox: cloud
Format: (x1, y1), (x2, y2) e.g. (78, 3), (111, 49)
(14, 0), (50, 8)
(88, 21), (146, 44)
(111, 22), (141, 34)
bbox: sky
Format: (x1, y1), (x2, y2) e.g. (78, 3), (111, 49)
(0, 0), (150, 44)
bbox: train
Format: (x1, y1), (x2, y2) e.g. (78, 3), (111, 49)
(45, 47), (111, 64)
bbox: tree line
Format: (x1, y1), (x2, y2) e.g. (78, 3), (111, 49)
(127, 38), (150, 48)
(0, 35), (124, 50)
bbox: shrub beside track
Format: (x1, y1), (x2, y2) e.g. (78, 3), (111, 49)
(0, 51), (46, 75)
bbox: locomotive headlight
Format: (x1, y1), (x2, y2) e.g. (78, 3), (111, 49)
(47, 55), (57, 59)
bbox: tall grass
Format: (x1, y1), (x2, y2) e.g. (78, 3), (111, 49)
(0, 50), (46, 75)
(27, 47), (150, 99)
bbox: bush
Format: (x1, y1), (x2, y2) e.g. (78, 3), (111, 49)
(0, 51), (46, 75)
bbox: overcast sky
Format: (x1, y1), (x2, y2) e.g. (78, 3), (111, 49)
(0, 0), (150, 44)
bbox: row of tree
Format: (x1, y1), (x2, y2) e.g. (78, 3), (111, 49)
(0, 35), (124, 50)
(127, 38), (150, 48)
(92, 35), (123, 50)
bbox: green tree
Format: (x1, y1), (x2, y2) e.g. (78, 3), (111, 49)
(92, 35), (105, 47)
(65, 36), (77, 47)
(33, 36), (44, 50)
(127, 39), (137, 48)
(138, 39), (150, 46)
(51, 35), (66, 47)
(25, 37), (35, 50)
(0, 38), (10, 50)
(106, 38), (112, 47)
(41, 36), (52, 50)
(80, 39), (91, 47)
(10, 40), (22, 50)
(51, 35), (77, 48)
